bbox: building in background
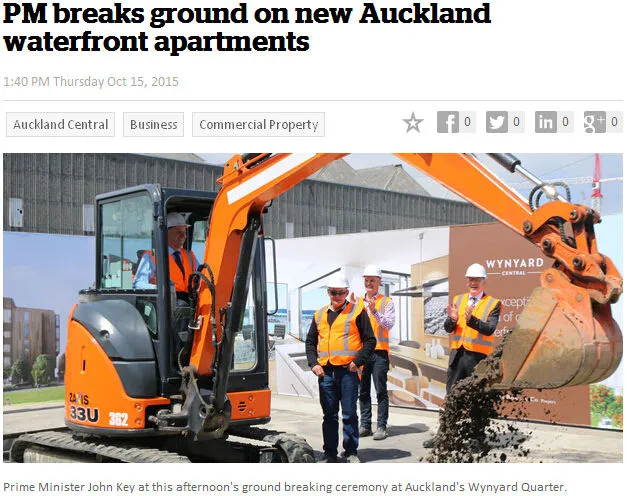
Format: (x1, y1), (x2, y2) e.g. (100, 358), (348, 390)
(3, 153), (492, 238)
(3, 297), (60, 369)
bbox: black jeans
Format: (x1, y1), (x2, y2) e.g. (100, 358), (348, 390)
(446, 347), (486, 394)
(359, 350), (390, 430)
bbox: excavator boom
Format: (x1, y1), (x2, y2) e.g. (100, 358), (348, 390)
(391, 153), (622, 389)
(190, 153), (622, 426)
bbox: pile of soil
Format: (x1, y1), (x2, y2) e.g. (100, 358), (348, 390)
(425, 343), (531, 463)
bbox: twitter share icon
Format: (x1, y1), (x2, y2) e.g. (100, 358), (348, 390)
(486, 111), (508, 133)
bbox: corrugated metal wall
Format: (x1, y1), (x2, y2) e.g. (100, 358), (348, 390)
(3, 154), (222, 235)
(3, 153), (493, 236)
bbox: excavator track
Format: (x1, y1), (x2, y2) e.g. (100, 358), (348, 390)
(226, 425), (315, 463)
(9, 427), (315, 463)
(10, 431), (191, 463)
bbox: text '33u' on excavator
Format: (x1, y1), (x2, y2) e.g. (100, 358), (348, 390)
(11, 153), (622, 462)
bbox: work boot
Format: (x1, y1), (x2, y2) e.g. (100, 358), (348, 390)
(345, 454), (361, 463)
(422, 436), (436, 449)
(359, 426), (373, 437)
(373, 427), (388, 440)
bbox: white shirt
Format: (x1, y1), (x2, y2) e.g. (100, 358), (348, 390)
(467, 291), (484, 308)
(363, 293), (395, 330)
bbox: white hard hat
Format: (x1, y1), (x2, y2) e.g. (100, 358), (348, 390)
(363, 264), (382, 278)
(327, 273), (349, 289)
(465, 263), (487, 278)
(167, 212), (189, 228)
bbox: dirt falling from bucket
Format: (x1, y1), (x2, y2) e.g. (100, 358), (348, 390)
(425, 342), (531, 463)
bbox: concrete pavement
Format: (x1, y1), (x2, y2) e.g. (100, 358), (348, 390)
(266, 394), (622, 463)
(4, 394), (622, 463)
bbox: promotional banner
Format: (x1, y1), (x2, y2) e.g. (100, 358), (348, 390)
(402, 221), (622, 428)
(449, 222), (590, 426)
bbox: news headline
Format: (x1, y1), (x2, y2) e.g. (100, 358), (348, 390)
(2, 2), (492, 56)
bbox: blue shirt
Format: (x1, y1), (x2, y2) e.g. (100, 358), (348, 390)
(133, 247), (198, 289)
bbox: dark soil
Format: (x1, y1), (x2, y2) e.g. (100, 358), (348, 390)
(425, 342), (531, 463)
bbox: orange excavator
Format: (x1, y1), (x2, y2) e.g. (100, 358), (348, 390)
(11, 153), (622, 462)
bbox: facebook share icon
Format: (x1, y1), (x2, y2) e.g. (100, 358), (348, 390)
(437, 111), (459, 133)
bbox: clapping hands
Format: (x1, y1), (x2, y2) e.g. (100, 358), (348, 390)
(364, 294), (376, 313)
(446, 302), (459, 322)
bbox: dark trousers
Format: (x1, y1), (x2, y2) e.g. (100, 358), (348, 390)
(424, 348), (488, 446)
(359, 350), (390, 429)
(318, 365), (360, 457)
(446, 347), (487, 394)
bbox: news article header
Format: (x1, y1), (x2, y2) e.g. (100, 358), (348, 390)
(2, 1), (492, 56)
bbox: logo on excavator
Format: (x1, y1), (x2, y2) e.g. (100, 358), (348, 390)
(68, 405), (99, 423)
(68, 391), (89, 405)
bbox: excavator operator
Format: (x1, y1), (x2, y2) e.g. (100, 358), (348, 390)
(133, 212), (199, 304)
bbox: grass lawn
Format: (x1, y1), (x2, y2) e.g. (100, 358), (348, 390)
(4, 385), (65, 405)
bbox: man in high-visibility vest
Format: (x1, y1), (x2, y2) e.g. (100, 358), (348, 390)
(305, 273), (376, 463)
(355, 264), (395, 441)
(133, 212), (198, 302)
(423, 263), (501, 449)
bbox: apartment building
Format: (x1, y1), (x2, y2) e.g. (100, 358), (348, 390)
(3, 297), (59, 369)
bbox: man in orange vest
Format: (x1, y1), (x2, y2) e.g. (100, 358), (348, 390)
(423, 262), (501, 449)
(133, 212), (198, 302)
(354, 264), (395, 441)
(305, 273), (376, 463)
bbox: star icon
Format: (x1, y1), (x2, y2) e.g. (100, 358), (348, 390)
(403, 112), (423, 133)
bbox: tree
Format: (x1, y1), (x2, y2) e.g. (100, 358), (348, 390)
(590, 384), (623, 429)
(10, 358), (31, 384)
(31, 354), (55, 387)
(608, 395), (623, 429)
(590, 384), (614, 416)
(57, 352), (66, 382)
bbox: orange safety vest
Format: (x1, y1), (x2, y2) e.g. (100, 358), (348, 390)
(359, 294), (391, 352)
(140, 250), (196, 292)
(168, 250), (196, 292)
(449, 293), (500, 355)
(314, 301), (364, 366)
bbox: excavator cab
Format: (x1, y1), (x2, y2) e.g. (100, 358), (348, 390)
(65, 185), (272, 435)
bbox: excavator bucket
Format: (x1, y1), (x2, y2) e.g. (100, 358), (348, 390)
(477, 269), (623, 390)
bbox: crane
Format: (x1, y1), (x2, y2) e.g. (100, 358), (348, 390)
(591, 153), (603, 215)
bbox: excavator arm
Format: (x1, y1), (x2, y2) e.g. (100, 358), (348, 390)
(393, 153), (622, 389)
(180, 152), (622, 438)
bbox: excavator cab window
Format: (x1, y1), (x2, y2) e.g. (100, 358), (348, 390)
(233, 289), (259, 372)
(190, 218), (208, 260)
(99, 192), (153, 290)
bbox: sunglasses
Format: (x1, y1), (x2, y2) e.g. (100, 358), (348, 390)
(328, 289), (348, 296)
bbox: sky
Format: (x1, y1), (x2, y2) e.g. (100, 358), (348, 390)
(4, 233), (95, 356)
(200, 153), (623, 216)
